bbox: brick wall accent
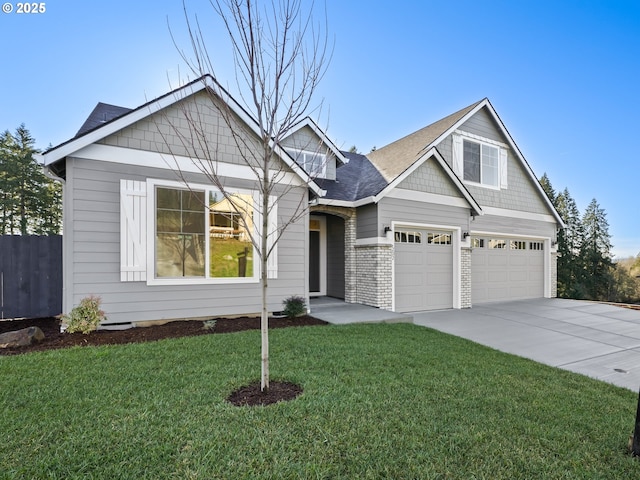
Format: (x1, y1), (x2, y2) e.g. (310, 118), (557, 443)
(461, 247), (472, 308)
(550, 251), (558, 298)
(354, 243), (393, 310)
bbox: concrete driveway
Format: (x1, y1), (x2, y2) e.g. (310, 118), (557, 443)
(413, 298), (640, 391)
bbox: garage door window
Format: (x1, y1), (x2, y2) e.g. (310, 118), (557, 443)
(428, 233), (452, 245)
(489, 239), (506, 249)
(510, 240), (527, 250)
(530, 241), (544, 251)
(395, 231), (422, 244)
(471, 238), (485, 248)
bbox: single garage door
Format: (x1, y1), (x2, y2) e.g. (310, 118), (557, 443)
(394, 229), (453, 312)
(471, 237), (544, 304)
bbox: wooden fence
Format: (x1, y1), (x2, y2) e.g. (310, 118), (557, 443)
(0, 235), (62, 319)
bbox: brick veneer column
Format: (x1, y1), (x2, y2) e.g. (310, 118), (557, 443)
(461, 247), (472, 308)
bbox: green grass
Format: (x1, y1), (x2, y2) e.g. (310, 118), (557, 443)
(1, 323), (638, 479)
(210, 237), (253, 277)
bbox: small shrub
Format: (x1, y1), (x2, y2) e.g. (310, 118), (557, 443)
(203, 319), (217, 331)
(282, 295), (306, 318)
(60, 295), (106, 334)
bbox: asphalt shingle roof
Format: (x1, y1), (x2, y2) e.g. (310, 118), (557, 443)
(367, 100), (484, 182)
(76, 102), (133, 137)
(315, 151), (388, 201)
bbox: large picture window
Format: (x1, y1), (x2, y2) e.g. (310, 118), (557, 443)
(155, 185), (255, 280)
(463, 139), (499, 187)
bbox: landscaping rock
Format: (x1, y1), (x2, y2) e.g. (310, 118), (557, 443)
(0, 327), (46, 348)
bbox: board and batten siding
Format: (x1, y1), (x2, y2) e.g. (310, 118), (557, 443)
(63, 157), (307, 325)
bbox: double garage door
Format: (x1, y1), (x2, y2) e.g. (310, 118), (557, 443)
(471, 237), (544, 304)
(394, 228), (453, 312)
(394, 230), (546, 312)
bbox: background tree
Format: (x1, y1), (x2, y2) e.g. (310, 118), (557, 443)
(555, 188), (585, 298)
(580, 198), (614, 300)
(170, 0), (330, 391)
(0, 125), (61, 235)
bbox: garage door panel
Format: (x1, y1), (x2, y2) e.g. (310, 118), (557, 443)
(472, 236), (544, 304)
(394, 229), (453, 312)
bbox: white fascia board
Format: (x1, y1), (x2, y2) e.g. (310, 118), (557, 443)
(479, 206), (558, 224)
(72, 143), (308, 188)
(315, 196), (376, 208)
(42, 80), (205, 165)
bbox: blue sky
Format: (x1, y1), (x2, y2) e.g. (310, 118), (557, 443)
(1, 0), (638, 257)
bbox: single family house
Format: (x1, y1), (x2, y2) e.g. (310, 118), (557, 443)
(41, 75), (563, 326)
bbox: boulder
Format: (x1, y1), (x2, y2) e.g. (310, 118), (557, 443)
(0, 326), (46, 348)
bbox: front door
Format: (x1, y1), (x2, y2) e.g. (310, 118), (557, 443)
(309, 216), (326, 296)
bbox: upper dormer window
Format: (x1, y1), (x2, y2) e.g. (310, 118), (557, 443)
(286, 148), (326, 178)
(453, 132), (508, 189)
(463, 139), (499, 188)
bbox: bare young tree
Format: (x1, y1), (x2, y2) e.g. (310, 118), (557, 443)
(166, 0), (331, 391)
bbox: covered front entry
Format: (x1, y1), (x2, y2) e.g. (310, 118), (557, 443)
(471, 236), (545, 304)
(394, 228), (453, 312)
(309, 214), (345, 299)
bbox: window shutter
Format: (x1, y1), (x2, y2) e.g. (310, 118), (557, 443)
(120, 179), (147, 282)
(452, 134), (463, 177)
(266, 197), (278, 279)
(499, 148), (508, 189)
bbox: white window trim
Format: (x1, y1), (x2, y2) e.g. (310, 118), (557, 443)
(286, 148), (327, 178)
(145, 178), (267, 286)
(453, 132), (508, 190)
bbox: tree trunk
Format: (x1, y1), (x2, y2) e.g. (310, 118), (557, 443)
(261, 166), (270, 392)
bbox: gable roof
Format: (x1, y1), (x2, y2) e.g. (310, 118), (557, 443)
(40, 75), (324, 196)
(285, 117), (349, 166)
(366, 98), (563, 226)
(367, 100), (483, 182)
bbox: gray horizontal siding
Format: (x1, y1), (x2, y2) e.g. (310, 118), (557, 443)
(65, 157), (307, 324)
(471, 214), (556, 238)
(379, 197), (470, 231)
(356, 204), (378, 238)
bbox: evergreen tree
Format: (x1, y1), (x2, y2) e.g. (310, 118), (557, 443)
(0, 125), (61, 235)
(555, 188), (584, 298)
(580, 198), (614, 300)
(539, 173), (556, 204)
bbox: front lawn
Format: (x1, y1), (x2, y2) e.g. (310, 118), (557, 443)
(0, 323), (637, 478)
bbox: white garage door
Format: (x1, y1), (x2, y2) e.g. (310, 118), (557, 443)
(471, 237), (544, 304)
(394, 229), (453, 312)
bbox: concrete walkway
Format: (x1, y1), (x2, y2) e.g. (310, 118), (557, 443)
(311, 297), (640, 391)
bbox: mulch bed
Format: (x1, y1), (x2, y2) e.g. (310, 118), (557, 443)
(0, 315), (326, 406)
(0, 315), (327, 356)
